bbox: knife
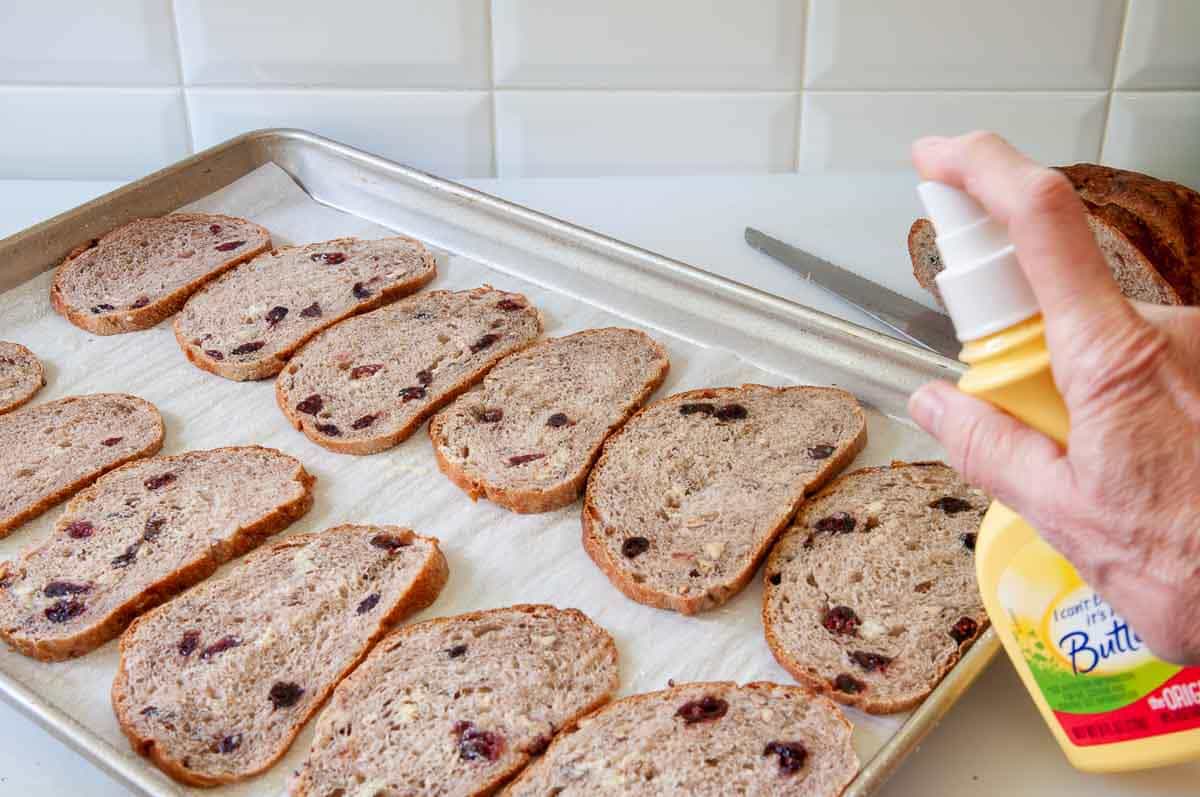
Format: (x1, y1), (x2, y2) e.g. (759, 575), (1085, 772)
(744, 226), (961, 358)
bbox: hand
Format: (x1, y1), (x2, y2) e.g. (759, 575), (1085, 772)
(906, 132), (1200, 665)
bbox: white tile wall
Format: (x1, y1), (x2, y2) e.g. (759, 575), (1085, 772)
(174, 0), (491, 88)
(1103, 92), (1200, 190)
(495, 92), (798, 176)
(799, 92), (1108, 171)
(805, 0), (1125, 90)
(0, 1), (1197, 185)
(188, 89), (494, 177)
(492, 0), (805, 89)
(1115, 0), (1200, 90)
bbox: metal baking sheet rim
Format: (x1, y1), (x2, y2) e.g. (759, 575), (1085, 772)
(0, 128), (998, 797)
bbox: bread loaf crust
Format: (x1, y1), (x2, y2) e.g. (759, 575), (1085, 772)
(51, 213), (272, 335)
(910, 164), (1200, 307)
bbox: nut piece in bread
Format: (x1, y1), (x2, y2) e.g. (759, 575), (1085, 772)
(290, 604), (619, 797)
(113, 525), (448, 787)
(583, 384), (866, 614)
(174, 235), (438, 381)
(0, 394), (163, 539)
(429, 328), (670, 513)
(0, 341), (45, 415)
(0, 446), (314, 661)
(51, 213), (272, 334)
(277, 286), (543, 455)
(763, 461), (989, 714)
(502, 681), (858, 796)
(910, 163), (1200, 306)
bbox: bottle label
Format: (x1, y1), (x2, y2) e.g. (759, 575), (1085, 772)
(999, 536), (1200, 746)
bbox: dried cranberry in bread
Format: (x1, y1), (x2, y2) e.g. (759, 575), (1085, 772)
(277, 286), (542, 455)
(0, 341), (45, 415)
(51, 213), (271, 334)
(582, 384), (866, 614)
(113, 525), (448, 787)
(0, 446), (313, 661)
(763, 461), (989, 714)
(910, 163), (1200, 306)
(289, 604), (619, 797)
(0, 394), (163, 539)
(429, 328), (670, 513)
(502, 681), (858, 796)
(174, 235), (437, 381)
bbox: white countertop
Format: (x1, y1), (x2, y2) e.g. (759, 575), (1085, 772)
(1, 175), (1196, 797)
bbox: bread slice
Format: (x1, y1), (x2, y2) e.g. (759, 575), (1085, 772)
(582, 385), (866, 614)
(174, 236), (438, 381)
(909, 163), (1200, 307)
(429, 328), (670, 513)
(0, 446), (314, 661)
(762, 461), (989, 714)
(51, 213), (272, 334)
(112, 525), (448, 787)
(0, 394), (163, 539)
(0, 341), (45, 415)
(277, 286), (543, 455)
(289, 604), (619, 797)
(502, 681), (858, 796)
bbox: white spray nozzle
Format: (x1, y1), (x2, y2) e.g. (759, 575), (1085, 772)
(917, 181), (1039, 341)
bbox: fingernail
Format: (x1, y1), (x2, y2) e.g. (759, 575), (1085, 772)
(908, 384), (946, 434)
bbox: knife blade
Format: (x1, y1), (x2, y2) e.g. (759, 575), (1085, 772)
(744, 226), (961, 358)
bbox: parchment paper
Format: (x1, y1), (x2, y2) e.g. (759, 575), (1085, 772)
(0, 163), (941, 796)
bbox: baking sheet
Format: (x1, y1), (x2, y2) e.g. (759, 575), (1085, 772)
(0, 161), (947, 796)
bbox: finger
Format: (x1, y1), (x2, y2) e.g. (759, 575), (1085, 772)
(912, 132), (1146, 381)
(908, 381), (1070, 513)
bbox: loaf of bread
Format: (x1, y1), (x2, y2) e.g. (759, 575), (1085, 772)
(277, 286), (543, 454)
(910, 164), (1200, 306)
(174, 236), (437, 381)
(0, 394), (163, 539)
(763, 462), (988, 713)
(290, 604), (620, 797)
(502, 681), (858, 796)
(583, 385), (866, 614)
(429, 328), (670, 513)
(113, 525), (448, 787)
(51, 213), (271, 334)
(0, 341), (44, 415)
(0, 446), (314, 661)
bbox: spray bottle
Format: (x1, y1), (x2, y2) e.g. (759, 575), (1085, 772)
(918, 181), (1200, 771)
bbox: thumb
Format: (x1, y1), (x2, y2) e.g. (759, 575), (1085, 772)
(908, 381), (1070, 515)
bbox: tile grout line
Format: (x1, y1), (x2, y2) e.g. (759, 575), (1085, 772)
(165, 0), (196, 154)
(793, 0), (810, 171)
(1098, 0), (1134, 163)
(486, 0), (499, 178)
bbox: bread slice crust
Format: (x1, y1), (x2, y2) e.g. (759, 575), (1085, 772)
(276, 286), (543, 455)
(0, 341), (46, 415)
(582, 384), (866, 615)
(501, 680), (859, 797)
(762, 461), (989, 714)
(51, 213), (272, 335)
(0, 393), (164, 539)
(0, 446), (314, 661)
(112, 525), (448, 787)
(173, 235), (438, 381)
(289, 604), (619, 797)
(428, 328), (670, 513)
